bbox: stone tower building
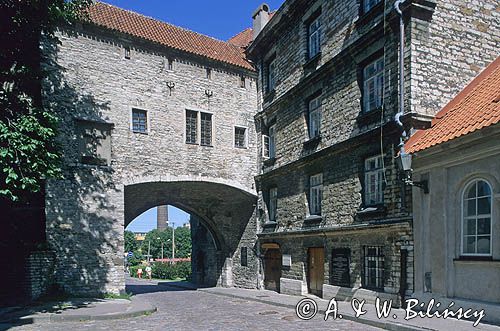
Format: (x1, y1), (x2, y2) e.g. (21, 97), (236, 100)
(157, 205), (169, 230)
(43, 2), (259, 295)
(247, 0), (499, 305)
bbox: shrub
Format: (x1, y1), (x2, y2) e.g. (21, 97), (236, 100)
(151, 261), (192, 280)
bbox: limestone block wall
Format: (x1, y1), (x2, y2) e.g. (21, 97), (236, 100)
(43, 23), (259, 294)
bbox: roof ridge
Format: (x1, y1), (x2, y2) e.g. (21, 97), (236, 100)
(96, 1), (241, 49)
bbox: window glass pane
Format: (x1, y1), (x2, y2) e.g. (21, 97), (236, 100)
(186, 110), (197, 144)
(477, 197), (491, 215)
(466, 199), (476, 216)
(477, 180), (491, 197)
(464, 236), (476, 254)
(466, 183), (477, 199)
(465, 218), (476, 236)
(477, 218), (491, 235)
(235, 127), (246, 148)
(477, 236), (491, 254)
(200, 113), (212, 146)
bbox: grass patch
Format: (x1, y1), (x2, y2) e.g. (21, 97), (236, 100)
(102, 292), (133, 300)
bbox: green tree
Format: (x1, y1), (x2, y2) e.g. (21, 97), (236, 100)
(0, 0), (92, 201)
(124, 230), (138, 253)
(173, 226), (192, 258)
(141, 226), (192, 260)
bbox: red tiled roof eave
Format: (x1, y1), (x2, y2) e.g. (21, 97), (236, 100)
(84, 2), (254, 71)
(405, 57), (500, 154)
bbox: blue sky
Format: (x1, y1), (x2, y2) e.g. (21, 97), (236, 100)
(101, 0), (285, 41)
(127, 205), (191, 232)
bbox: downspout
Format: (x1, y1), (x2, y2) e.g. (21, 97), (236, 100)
(394, 0), (407, 153)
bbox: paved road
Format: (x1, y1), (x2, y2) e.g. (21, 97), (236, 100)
(5, 278), (381, 331)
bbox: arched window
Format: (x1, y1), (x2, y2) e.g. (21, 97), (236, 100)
(462, 179), (493, 256)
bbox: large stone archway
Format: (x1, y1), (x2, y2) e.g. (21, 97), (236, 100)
(124, 177), (258, 287)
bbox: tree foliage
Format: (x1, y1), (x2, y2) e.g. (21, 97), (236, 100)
(140, 227), (192, 260)
(0, 0), (92, 201)
(124, 230), (138, 253)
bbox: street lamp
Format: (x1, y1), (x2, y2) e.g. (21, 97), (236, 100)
(396, 149), (429, 193)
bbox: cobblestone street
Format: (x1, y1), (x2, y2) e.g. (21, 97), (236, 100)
(5, 278), (380, 331)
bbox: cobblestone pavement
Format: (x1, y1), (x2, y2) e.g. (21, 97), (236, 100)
(5, 278), (381, 331)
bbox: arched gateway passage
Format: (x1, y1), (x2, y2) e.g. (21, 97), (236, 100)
(124, 178), (257, 287)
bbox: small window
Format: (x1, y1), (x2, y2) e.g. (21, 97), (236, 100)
(462, 179), (492, 256)
(308, 97), (321, 139)
(363, 57), (384, 112)
(206, 68), (212, 80)
(124, 47), (131, 59)
(308, 16), (321, 58)
(240, 76), (246, 88)
(363, 0), (382, 13)
(364, 155), (384, 205)
(240, 247), (248, 267)
(363, 246), (384, 290)
(269, 187), (278, 221)
(234, 127), (247, 148)
(167, 58), (174, 71)
(132, 108), (147, 133)
(200, 112), (212, 146)
(309, 173), (322, 215)
(267, 59), (276, 92)
(186, 110), (198, 144)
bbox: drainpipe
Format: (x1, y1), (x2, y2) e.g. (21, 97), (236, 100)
(394, 0), (407, 153)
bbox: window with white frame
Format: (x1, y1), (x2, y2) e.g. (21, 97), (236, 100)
(269, 187), (278, 221)
(185, 110), (198, 144)
(462, 179), (492, 255)
(363, 246), (384, 290)
(308, 97), (321, 139)
(363, 57), (384, 112)
(308, 16), (321, 58)
(185, 110), (212, 146)
(132, 108), (147, 133)
(363, 0), (382, 13)
(267, 59), (276, 92)
(364, 155), (384, 205)
(309, 173), (322, 215)
(234, 127), (247, 148)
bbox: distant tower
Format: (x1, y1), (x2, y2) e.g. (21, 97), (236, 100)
(157, 205), (169, 230)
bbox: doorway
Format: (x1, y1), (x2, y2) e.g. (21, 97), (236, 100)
(308, 247), (324, 296)
(263, 249), (281, 292)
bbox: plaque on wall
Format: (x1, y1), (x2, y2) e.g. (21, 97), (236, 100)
(282, 254), (292, 267)
(331, 248), (350, 287)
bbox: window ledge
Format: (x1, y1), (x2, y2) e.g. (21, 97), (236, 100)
(303, 135), (321, 148)
(355, 2), (384, 27)
(263, 157), (276, 167)
(263, 221), (278, 227)
(132, 130), (148, 135)
(303, 52), (322, 71)
(454, 256), (496, 262)
(356, 108), (383, 126)
(357, 205), (386, 216)
(305, 214), (322, 222)
(186, 142), (199, 146)
(201, 144), (214, 148)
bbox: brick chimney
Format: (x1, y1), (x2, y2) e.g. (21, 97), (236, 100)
(252, 3), (270, 40)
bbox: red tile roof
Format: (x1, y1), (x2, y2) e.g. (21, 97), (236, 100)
(406, 57), (500, 153)
(227, 12), (276, 48)
(228, 28), (253, 48)
(85, 2), (254, 70)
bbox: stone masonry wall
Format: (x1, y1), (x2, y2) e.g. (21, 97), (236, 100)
(43, 23), (259, 294)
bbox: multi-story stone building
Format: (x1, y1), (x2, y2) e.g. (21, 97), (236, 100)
(43, 2), (259, 295)
(247, 0), (498, 305)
